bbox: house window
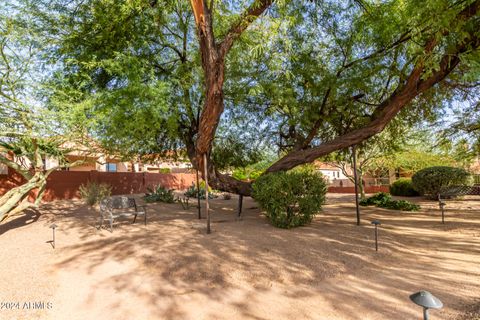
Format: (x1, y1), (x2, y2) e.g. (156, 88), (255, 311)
(106, 163), (117, 172)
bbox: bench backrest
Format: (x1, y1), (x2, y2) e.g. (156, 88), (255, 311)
(100, 196), (137, 212)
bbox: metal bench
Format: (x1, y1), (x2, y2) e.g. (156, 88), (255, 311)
(98, 196), (147, 232)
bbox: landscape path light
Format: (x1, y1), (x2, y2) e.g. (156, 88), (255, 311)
(49, 223), (57, 249)
(371, 220), (381, 251)
(352, 145), (360, 225)
(410, 290), (443, 320)
(439, 200), (446, 224)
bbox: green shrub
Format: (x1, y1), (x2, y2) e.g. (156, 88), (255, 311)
(359, 192), (391, 206)
(223, 193), (232, 200)
(199, 180), (213, 192)
(359, 192), (420, 211)
(390, 178), (419, 197)
(383, 199), (420, 211)
(412, 166), (473, 198)
(183, 183), (217, 199)
(144, 185), (175, 203)
(158, 168), (171, 174)
(252, 169), (327, 229)
(184, 184), (197, 198)
(360, 192), (420, 211)
(232, 168), (264, 181)
(79, 182), (112, 206)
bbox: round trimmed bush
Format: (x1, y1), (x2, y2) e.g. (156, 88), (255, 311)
(252, 169), (327, 228)
(412, 166), (473, 198)
(389, 178), (419, 197)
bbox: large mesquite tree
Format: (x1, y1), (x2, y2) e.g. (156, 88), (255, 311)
(190, 0), (480, 194)
(33, 0), (480, 195)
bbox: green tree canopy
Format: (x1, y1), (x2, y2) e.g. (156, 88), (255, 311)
(15, 0), (480, 195)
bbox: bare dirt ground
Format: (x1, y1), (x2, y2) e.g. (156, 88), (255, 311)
(0, 193), (479, 320)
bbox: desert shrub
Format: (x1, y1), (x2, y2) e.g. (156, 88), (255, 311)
(359, 192), (391, 206)
(232, 160), (272, 181)
(183, 183), (197, 198)
(184, 184), (197, 198)
(232, 168), (264, 181)
(144, 185), (175, 203)
(252, 169), (327, 229)
(184, 183), (217, 199)
(412, 166), (473, 198)
(390, 178), (419, 197)
(360, 192), (419, 211)
(199, 180), (213, 192)
(383, 199), (420, 211)
(223, 193), (232, 200)
(79, 182), (112, 206)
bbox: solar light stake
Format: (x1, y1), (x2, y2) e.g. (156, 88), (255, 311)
(439, 202), (445, 224)
(196, 168), (201, 219)
(423, 307), (429, 320)
(49, 223), (57, 249)
(238, 194), (243, 218)
(440, 204), (445, 224)
(371, 220), (381, 251)
(410, 291), (443, 320)
(352, 145), (360, 226)
(438, 195), (446, 224)
(203, 153), (211, 234)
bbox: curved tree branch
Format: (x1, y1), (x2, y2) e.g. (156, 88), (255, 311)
(218, 0), (273, 58)
(266, 32), (479, 173)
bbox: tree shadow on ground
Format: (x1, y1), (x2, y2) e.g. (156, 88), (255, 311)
(0, 208), (41, 236)
(37, 194), (480, 319)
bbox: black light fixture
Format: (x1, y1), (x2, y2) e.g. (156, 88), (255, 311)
(371, 220), (381, 251)
(352, 145), (360, 225)
(439, 201), (446, 224)
(49, 223), (57, 249)
(410, 290), (443, 320)
(238, 194), (243, 219)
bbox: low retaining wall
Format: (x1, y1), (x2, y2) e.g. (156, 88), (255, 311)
(0, 170), (197, 202)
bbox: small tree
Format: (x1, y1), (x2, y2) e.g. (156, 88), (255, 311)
(0, 11), (89, 222)
(0, 138), (87, 221)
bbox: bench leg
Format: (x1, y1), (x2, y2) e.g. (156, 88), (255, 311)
(109, 217), (114, 233)
(98, 215), (104, 230)
(133, 213), (137, 224)
(144, 212), (147, 226)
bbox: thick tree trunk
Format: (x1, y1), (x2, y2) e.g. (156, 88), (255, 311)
(196, 64), (225, 156)
(188, 0), (274, 196)
(0, 172), (47, 222)
(208, 170), (253, 196)
(185, 134), (254, 196)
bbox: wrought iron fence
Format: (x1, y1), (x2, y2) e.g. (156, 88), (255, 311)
(474, 174), (480, 185)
